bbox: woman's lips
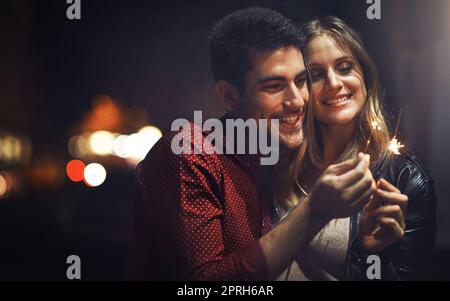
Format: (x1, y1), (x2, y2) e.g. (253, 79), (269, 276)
(322, 94), (352, 108)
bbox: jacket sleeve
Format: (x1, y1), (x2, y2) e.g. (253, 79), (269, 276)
(348, 154), (437, 280)
(382, 155), (438, 280)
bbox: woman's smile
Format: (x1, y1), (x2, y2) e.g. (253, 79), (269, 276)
(322, 93), (352, 108)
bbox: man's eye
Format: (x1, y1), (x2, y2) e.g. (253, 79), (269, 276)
(310, 71), (323, 82)
(262, 84), (283, 92)
(295, 76), (306, 86)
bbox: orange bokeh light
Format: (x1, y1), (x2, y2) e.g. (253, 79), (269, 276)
(66, 159), (85, 182)
(82, 95), (123, 132)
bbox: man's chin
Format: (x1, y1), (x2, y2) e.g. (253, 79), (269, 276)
(279, 134), (303, 150)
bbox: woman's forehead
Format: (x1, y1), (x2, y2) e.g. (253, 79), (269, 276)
(306, 34), (354, 61)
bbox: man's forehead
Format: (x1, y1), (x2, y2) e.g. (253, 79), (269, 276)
(250, 47), (305, 78)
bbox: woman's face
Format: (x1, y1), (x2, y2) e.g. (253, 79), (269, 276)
(306, 35), (367, 127)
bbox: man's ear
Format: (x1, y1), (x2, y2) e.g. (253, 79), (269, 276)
(216, 80), (241, 112)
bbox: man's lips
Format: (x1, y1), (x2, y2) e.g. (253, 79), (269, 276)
(273, 113), (303, 130)
(322, 93), (352, 107)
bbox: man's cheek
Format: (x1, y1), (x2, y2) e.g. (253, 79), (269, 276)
(303, 90), (310, 103)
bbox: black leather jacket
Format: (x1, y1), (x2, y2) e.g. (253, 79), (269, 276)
(346, 153), (437, 280)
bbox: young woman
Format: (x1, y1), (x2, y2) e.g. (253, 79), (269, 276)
(274, 16), (437, 280)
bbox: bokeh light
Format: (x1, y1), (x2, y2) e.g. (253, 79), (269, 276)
(89, 131), (115, 156)
(83, 163), (107, 187)
(123, 125), (162, 165)
(83, 95), (122, 132)
(0, 135), (22, 164)
(112, 135), (129, 158)
(66, 160), (85, 182)
(0, 174), (8, 197)
(138, 125), (163, 141)
(68, 135), (90, 158)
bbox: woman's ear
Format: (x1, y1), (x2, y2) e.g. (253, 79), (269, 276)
(216, 80), (241, 112)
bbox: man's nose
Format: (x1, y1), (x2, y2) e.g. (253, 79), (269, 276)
(283, 83), (305, 110)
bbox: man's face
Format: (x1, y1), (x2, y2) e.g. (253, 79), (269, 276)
(238, 47), (309, 149)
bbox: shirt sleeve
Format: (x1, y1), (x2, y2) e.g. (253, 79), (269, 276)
(127, 133), (270, 280)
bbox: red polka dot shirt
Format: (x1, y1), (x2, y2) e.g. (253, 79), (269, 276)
(127, 119), (273, 280)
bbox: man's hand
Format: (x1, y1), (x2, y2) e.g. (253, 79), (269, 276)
(359, 178), (408, 253)
(260, 153), (377, 279)
(307, 153), (377, 222)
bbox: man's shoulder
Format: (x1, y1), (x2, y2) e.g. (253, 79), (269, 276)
(138, 120), (232, 176)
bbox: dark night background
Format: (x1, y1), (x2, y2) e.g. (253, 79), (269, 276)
(0, 0), (449, 280)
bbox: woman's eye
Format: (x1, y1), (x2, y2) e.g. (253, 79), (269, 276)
(337, 62), (353, 74)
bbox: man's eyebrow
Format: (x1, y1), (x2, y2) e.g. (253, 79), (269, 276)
(257, 70), (307, 84)
(257, 76), (286, 84)
(297, 70), (307, 78)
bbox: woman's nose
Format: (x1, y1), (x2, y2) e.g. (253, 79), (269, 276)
(326, 70), (344, 91)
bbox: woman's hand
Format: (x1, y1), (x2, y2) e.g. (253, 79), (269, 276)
(359, 178), (409, 253)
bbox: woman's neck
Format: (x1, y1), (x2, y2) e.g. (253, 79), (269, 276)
(320, 122), (357, 167)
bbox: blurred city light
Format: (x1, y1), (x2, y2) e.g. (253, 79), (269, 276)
(0, 135), (22, 164)
(66, 159), (85, 182)
(83, 163), (106, 187)
(112, 135), (129, 158)
(124, 125), (162, 165)
(124, 133), (143, 164)
(68, 135), (90, 158)
(83, 95), (122, 132)
(89, 131), (115, 156)
(66, 95), (160, 167)
(92, 96), (116, 118)
(27, 158), (64, 187)
(0, 173), (8, 197)
(138, 125), (163, 140)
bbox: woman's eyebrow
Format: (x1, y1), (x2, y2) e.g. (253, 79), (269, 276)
(308, 55), (354, 68)
(335, 55), (353, 63)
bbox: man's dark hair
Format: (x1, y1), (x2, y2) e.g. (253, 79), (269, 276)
(208, 7), (303, 91)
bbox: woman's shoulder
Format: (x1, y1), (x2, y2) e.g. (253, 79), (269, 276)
(394, 152), (433, 181)
(378, 152), (435, 196)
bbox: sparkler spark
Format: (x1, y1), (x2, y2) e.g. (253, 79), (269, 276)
(371, 121), (381, 131)
(387, 109), (404, 156)
(387, 137), (405, 155)
(363, 107), (406, 156)
(364, 121), (382, 152)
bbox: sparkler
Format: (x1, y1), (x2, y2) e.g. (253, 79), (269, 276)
(387, 109), (404, 155)
(387, 137), (404, 155)
(363, 109), (405, 155)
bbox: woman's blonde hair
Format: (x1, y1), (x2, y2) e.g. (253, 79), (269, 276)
(274, 16), (393, 211)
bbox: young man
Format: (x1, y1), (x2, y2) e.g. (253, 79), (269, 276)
(127, 7), (375, 280)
